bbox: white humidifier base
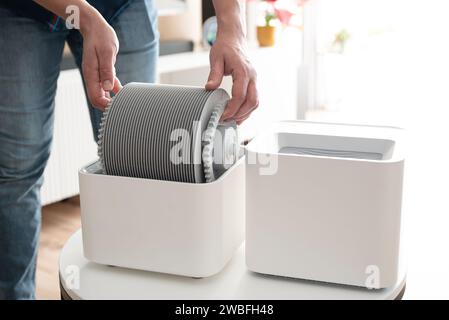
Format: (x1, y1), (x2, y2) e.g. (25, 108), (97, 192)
(59, 230), (406, 300)
(79, 157), (245, 278)
(246, 121), (405, 289)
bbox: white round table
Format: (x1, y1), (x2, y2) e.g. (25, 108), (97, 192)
(59, 230), (406, 300)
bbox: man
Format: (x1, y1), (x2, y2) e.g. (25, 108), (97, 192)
(0, 0), (258, 299)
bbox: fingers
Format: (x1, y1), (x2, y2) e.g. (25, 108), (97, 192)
(82, 44), (122, 110)
(112, 77), (122, 94)
(98, 46), (116, 92)
(231, 80), (258, 123)
(221, 70), (249, 121)
(205, 56), (224, 91)
(236, 114), (251, 125)
(82, 47), (110, 110)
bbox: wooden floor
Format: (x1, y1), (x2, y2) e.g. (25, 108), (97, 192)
(36, 196), (81, 300)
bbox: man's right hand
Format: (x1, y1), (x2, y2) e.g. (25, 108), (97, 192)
(34, 0), (122, 110)
(79, 7), (122, 110)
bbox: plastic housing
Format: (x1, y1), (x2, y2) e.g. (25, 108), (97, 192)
(245, 121), (405, 288)
(79, 158), (245, 278)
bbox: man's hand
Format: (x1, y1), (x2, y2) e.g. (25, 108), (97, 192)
(207, 0), (259, 125)
(80, 8), (122, 110)
(34, 0), (122, 110)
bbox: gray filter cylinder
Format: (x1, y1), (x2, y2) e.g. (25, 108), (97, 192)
(98, 83), (238, 183)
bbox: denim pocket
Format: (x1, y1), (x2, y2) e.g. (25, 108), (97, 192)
(111, 0), (159, 54)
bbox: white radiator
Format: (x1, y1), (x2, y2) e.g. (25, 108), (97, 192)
(40, 69), (98, 205)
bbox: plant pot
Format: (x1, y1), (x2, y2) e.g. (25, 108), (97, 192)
(257, 26), (276, 47)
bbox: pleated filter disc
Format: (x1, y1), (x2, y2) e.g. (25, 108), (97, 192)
(98, 83), (231, 183)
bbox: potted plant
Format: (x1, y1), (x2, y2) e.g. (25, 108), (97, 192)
(257, 1), (277, 47)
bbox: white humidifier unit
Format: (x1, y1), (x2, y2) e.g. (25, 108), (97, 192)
(245, 121), (405, 289)
(79, 83), (245, 278)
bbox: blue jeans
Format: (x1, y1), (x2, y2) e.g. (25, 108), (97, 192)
(0, 0), (158, 299)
